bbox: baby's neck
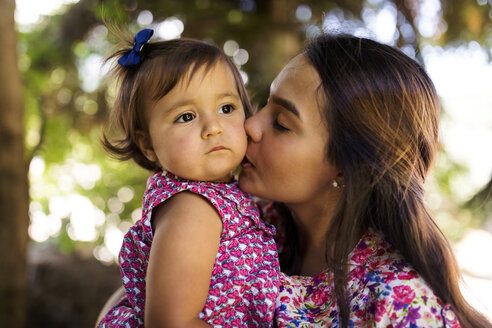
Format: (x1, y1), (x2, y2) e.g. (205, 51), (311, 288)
(211, 172), (234, 183)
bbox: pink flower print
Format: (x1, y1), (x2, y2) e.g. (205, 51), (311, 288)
(235, 257), (244, 266)
(228, 239), (239, 249)
(238, 236), (249, 244)
(236, 304), (248, 313)
(257, 304), (268, 316)
(212, 315), (224, 325)
(243, 293), (254, 302)
(230, 249), (242, 258)
(216, 197), (225, 207)
(231, 317), (241, 326)
(221, 281), (233, 292)
(217, 295), (228, 306)
(209, 287), (220, 297)
(218, 252), (230, 261)
(254, 292), (266, 301)
(233, 279), (246, 286)
(225, 307), (235, 319)
(397, 270), (419, 280)
(257, 272), (268, 280)
(352, 247), (373, 264)
(215, 275), (227, 284)
(266, 291), (277, 301)
(252, 281), (262, 289)
(311, 290), (328, 307)
(243, 247), (253, 255)
(393, 285), (416, 304)
(228, 222), (238, 232)
(222, 206), (233, 215)
(223, 261), (234, 270)
(380, 270), (395, 281)
(212, 264), (223, 275)
(245, 257), (254, 267)
(227, 289), (239, 299)
(374, 299), (388, 322)
(280, 295), (291, 303)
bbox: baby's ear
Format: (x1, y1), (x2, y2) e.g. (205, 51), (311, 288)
(135, 130), (158, 163)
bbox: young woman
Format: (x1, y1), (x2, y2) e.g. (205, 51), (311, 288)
(239, 34), (491, 327)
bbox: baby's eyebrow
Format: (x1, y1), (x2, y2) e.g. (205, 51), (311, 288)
(216, 92), (239, 99)
(271, 95), (300, 119)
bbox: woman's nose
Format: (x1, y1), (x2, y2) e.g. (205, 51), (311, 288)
(244, 112), (262, 143)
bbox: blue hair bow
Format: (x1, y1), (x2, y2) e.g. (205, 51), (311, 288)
(118, 29), (154, 67)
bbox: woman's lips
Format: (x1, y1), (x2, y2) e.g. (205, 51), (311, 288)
(241, 157), (254, 169)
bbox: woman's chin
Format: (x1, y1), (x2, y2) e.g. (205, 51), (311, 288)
(238, 170), (255, 193)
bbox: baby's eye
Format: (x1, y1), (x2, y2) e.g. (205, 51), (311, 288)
(176, 113), (195, 123)
(219, 104), (235, 114)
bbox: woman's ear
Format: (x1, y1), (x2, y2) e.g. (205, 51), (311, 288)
(136, 130), (158, 163)
(337, 171), (345, 188)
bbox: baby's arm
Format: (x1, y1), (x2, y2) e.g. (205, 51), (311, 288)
(145, 191), (222, 328)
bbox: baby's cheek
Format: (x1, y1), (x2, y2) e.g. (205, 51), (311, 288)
(168, 140), (197, 167)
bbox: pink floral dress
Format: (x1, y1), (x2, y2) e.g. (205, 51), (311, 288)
(264, 205), (461, 328)
(99, 172), (280, 328)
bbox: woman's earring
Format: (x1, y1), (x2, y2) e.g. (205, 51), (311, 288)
(332, 180), (339, 188)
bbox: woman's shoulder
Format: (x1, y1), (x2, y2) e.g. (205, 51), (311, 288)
(350, 230), (461, 327)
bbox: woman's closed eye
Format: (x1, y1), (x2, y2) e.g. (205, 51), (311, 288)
(218, 104), (235, 114)
(273, 116), (290, 132)
(175, 112), (196, 123)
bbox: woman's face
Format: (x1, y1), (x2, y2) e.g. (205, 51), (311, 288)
(239, 55), (338, 206)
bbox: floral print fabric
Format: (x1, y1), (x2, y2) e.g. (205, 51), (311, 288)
(275, 230), (461, 327)
(99, 172), (280, 327)
(263, 203), (461, 328)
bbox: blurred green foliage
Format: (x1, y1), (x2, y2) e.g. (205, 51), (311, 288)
(21, 0), (492, 262)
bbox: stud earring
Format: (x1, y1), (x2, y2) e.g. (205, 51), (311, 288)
(332, 180), (339, 188)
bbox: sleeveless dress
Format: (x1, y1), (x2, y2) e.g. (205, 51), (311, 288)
(99, 171), (280, 327)
(263, 203), (462, 328)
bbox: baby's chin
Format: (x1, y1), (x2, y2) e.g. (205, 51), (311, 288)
(172, 164), (240, 183)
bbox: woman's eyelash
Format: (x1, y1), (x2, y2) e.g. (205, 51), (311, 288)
(273, 119), (289, 131)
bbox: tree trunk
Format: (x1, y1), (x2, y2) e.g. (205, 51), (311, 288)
(0, 0), (29, 326)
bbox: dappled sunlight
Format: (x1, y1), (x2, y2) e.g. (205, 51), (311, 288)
(12, 0), (492, 324)
(15, 0), (79, 27)
(456, 229), (492, 320)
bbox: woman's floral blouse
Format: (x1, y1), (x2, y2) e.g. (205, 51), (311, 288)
(263, 204), (461, 327)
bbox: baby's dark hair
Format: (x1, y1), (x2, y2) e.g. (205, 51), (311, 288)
(102, 36), (252, 171)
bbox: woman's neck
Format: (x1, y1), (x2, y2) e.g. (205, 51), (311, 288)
(287, 196), (338, 276)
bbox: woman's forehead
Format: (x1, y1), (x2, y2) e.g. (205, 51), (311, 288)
(271, 55), (319, 91)
(269, 55), (323, 116)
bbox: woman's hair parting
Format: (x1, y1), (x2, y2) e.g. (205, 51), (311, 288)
(102, 30), (252, 171)
(278, 34), (491, 328)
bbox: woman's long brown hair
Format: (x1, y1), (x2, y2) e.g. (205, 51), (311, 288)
(279, 34), (491, 328)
